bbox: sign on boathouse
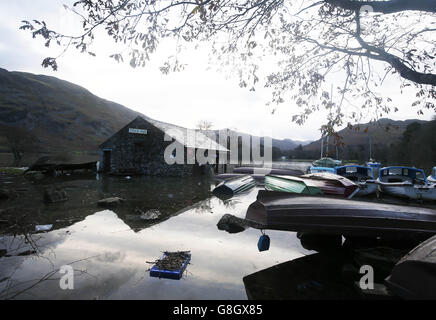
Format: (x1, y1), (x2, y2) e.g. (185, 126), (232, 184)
(129, 128), (148, 135)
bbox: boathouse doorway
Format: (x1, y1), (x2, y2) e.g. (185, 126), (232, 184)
(193, 162), (206, 176)
(103, 150), (111, 172)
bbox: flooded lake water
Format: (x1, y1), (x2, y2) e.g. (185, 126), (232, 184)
(0, 162), (314, 299)
(1, 160), (434, 299)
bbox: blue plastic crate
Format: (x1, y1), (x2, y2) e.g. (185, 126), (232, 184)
(150, 252), (191, 280)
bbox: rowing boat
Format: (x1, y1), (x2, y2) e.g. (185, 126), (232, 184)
(233, 167), (304, 176)
(265, 172), (359, 199)
(212, 174), (256, 199)
(245, 190), (436, 238)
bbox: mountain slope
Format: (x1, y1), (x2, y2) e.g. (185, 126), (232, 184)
(205, 129), (309, 152)
(0, 68), (307, 154)
(0, 67), (141, 152)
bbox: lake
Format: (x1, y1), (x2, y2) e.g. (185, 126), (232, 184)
(0, 162), (314, 299)
(1, 160), (434, 300)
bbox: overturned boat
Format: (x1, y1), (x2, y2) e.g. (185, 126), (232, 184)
(245, 190), (436, 238)
(214, 173), (266, 185)
(265, 172), (359, 199)
(377, 166), (436, 201)
(385, 234), (436, 299)
(265, 175), (323, 195)
(212, 174), (256, 199)
(233, 166), (304, 176)
(336, 165), (378, 196)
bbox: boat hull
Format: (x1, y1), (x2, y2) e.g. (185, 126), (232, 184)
(212, 175), (256, 199)
(385, 235), (436, 299)
(378, 182), (436, 201)
(356, 181), (378, 196)
(264, 175), (323, 195)
(297, 173), (359, 198)
(245, 190), (436, 237)
(233, 167), (304, 176)
(214, 173), (265, 185)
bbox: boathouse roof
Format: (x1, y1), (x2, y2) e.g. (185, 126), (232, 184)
(101, 116), (229, 152)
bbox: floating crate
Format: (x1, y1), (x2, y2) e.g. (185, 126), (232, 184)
(150, 252), (191, 280)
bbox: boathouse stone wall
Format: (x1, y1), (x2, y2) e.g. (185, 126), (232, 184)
(99, 117), (217, 176)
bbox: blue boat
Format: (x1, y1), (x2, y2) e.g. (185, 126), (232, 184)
(336, 165), (378, 196)
(428, 167), (436, 184)
(377, 166), (436, 201)
(308, 166), (337, 174)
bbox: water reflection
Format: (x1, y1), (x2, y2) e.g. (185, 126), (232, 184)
(0, 183), (309, 299)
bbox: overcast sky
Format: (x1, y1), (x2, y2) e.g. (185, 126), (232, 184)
(0, 0), (434, 141)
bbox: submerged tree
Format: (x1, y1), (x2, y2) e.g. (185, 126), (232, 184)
(20, 0), (436, 135)
(0, 125), (38, 166)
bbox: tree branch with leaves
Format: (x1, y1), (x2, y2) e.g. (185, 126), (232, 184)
(20, 0), (436, 137)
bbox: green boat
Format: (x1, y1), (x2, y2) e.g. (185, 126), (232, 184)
(265, 175), (323, 195)
(212, 175), (257, 199)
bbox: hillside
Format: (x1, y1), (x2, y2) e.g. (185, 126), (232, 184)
(0, 68), (307, 157)
(1, 68), (428, 165)
(301, 118), (429, 161)
(0, 67), (141, 152)
(206, 129), (309, 152)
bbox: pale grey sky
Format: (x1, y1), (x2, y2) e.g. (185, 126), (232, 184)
(0, 0), (433, 141)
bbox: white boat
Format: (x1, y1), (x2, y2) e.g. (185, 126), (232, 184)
(428, 167), (436, 184)
(377, 166), (436, 201)
(336, 165), (378, 196)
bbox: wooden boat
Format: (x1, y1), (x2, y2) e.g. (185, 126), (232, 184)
(385, 234), (436, 299)
(265, 175), (323, 195)
(377, 166), (436, 201)
(428, 167), (436, 184)
(214, 173), (265, 185)
(265, 172), (359, 199)
(245, 190), (436, 238)
(233, 167), (304, 176)
(212, 174), (256, 199)
(336, 165), (378, 196)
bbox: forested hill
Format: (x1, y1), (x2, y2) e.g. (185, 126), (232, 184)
(294, 118), (435, 168)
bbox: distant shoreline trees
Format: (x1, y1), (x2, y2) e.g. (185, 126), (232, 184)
(287, 118), (436, 171)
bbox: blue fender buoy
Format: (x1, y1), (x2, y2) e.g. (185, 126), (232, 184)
(257, 234), (270, 252)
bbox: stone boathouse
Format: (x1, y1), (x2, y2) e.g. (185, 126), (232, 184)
(99, 116), (228, 176)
